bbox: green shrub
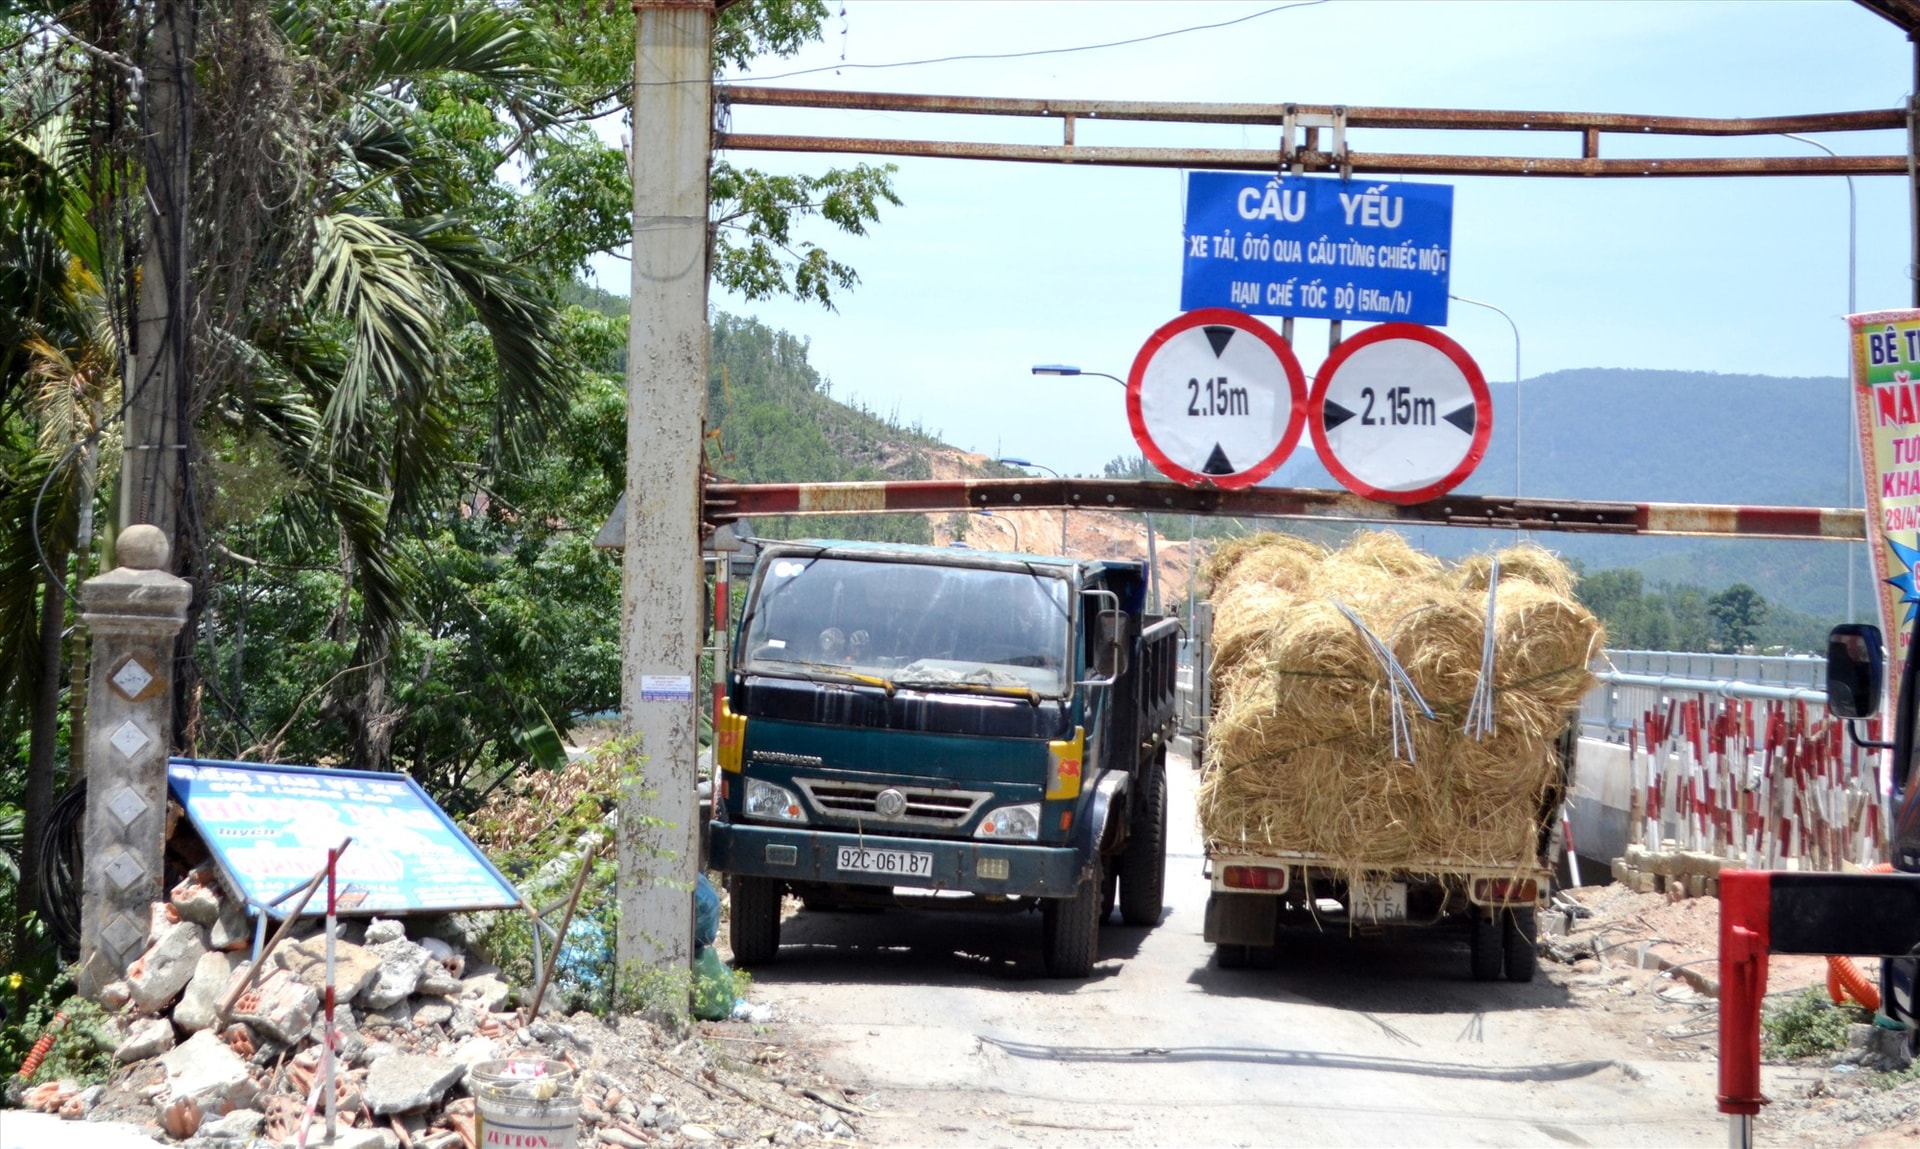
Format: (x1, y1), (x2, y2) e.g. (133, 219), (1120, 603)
(2, 979), (114, 1091)
(1763, 988), (1859, 1060)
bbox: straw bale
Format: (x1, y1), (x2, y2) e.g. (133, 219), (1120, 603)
(1389, 594), (1484, 708)
(1456, 542), (1578, 599)
(1199, 531), (1599, 870)
(1492, 581), (1605, 708)
(1202, 531), (1324, 596)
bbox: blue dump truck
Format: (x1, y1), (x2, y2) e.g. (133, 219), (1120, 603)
(707, 540), (1180, 977)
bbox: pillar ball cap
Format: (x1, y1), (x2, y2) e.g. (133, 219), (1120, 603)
(118, 524), (170, 571)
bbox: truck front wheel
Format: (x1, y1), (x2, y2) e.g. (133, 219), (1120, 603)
(1119, 761), (1168, 928)
(1041, 875), (1102, 978)
(729, 875), (783, 966)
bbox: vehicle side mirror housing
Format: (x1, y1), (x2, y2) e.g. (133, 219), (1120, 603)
(1827, 623), (1885, 719)
(1090, 608), (1129, 682)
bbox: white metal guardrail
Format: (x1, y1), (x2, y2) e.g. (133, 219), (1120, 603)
(1581, 650), (1827, 741)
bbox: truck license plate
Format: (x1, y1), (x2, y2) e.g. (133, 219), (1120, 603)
(1351, 880), (1408, 923)
(836, 847), (933, 877)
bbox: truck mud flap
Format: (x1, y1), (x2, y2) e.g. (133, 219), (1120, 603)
(1204, 891), (1278, 946)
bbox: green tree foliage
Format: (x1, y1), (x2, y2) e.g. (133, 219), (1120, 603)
(1577, 568), (1827, 653)
(1708, 583), (1768, 653)
(0, 2), (904, 1001)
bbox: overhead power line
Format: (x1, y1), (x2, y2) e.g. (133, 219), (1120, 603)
(722, 0), (1332, 85)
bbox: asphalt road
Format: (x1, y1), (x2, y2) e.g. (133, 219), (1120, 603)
(745, 744), (1733, 1148)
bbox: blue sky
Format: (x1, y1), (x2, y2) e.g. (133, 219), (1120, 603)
(601, 1), (1914, 478)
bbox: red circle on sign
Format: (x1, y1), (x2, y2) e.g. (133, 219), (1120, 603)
(1308, 323), (1491, 505)
(1125, 309), (1307, 490)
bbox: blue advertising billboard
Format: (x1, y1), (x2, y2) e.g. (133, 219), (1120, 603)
(168, 758), (522, 916)
(1180, 172), (1454, 326)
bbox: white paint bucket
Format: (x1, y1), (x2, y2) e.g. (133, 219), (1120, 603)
(470, 1059), (581, 1149)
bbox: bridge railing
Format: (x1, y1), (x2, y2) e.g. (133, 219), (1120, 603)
(1580, 649), (1827, 741)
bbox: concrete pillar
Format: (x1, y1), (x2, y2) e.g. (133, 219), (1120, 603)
(617, 0), (711, 985)
(76, 523), (191, 997)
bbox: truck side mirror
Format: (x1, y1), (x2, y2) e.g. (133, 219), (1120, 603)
(1091, 608), (1129, 682)
(1827, 623), (1885, 719)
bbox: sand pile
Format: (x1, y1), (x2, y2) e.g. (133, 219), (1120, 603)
(1197, 532), (1604, 870)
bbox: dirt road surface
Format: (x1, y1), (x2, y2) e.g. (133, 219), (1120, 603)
(740, 746), (1776, 1148)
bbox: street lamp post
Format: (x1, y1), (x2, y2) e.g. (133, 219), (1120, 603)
(975, 508), (1019, 553)
(1031, 365), (1161, 612)
(1781, 131), (1861, 624)
(1000, 456), (1069, 555)
(1031, 364), (1127, 388)
(1448, 294), (1522, 498)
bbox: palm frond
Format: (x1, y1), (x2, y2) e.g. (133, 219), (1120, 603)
(352, 0), (559, 107)
(303, 211), (446, 436)
(386, 214), (565, 451)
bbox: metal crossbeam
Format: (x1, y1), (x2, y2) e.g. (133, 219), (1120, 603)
(717, 87), (1907, 177)
(701, 477), (1866, 541)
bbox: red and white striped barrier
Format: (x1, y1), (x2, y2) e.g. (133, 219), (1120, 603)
(1628, 697), (1885, 873)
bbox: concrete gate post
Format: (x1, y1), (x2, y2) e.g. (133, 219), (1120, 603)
(75, 523), (191, 997)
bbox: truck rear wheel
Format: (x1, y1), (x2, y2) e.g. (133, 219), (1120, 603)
(729, 876), (782, 966)
(1469, 912), (1503, 982)
(1502, 907), (1538, 983)
(1041, 876), (1101, 978)
(1119, 761), (1167, 927)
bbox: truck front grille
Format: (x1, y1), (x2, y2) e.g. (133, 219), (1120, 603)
(794, 779), (992, 828)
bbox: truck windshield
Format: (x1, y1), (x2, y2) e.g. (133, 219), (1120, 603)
(740, 556), (1073, 697)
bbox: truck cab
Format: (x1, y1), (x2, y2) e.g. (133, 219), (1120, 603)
(707, 540), (1178, 977)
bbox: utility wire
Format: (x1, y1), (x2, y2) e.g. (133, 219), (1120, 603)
(716, 0), (1332, 85)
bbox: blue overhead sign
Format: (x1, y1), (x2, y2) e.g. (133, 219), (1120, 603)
(168, 758), (521, 916)
(1180, 172), (1454, 326)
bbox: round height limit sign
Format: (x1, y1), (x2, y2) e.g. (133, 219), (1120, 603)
(1309, 323), (1492, 504)
(1126, 309), (1307, 489)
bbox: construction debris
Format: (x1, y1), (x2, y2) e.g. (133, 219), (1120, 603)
(16, 862), (864, 1147)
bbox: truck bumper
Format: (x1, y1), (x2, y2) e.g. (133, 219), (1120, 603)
(709, 821), (1086, 899)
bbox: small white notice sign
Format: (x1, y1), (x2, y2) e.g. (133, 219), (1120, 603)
(641, 675), (695, 702)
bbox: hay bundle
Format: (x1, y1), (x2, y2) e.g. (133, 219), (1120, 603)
(1200, 531), (1602, 868)
(1454, 541), (1578, 598)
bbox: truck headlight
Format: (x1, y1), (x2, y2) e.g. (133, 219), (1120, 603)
(974, 803), (1040, 840)
(744, 779), (807, 823)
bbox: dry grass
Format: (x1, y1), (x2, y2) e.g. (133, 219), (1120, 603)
(1200, 531), (1602, 870)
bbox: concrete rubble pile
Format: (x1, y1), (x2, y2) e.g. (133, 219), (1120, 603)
(17, 862), (860, 1146)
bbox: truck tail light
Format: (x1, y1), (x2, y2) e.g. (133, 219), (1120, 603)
(1221, 864), (1289, 892)
(717, 699), (747, 773)
(1046, 727), (1085, 801)
(1471, 877), (1538, 905)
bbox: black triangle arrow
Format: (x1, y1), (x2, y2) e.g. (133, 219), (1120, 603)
(1443, 403), (1476, 435)
(1323, 399), (1357, 432)
(1203, 326), (1236, 358)
(1202, 443), (1236, 475)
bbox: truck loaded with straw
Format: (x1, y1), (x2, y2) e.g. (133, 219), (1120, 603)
(1193, 531), (1604, 980)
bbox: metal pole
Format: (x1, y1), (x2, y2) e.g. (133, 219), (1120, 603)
(620, 0), (711, 988)
(1783, 132), (1861, 623)
(1449, 294), (1521, 496)
(977, 510), (1019, 552)
(1142, 514), (1161, 615)
(322, 846), (338, 1143)
(1911, 36), (1920, 310)
(1000, 459), (1067, 553)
